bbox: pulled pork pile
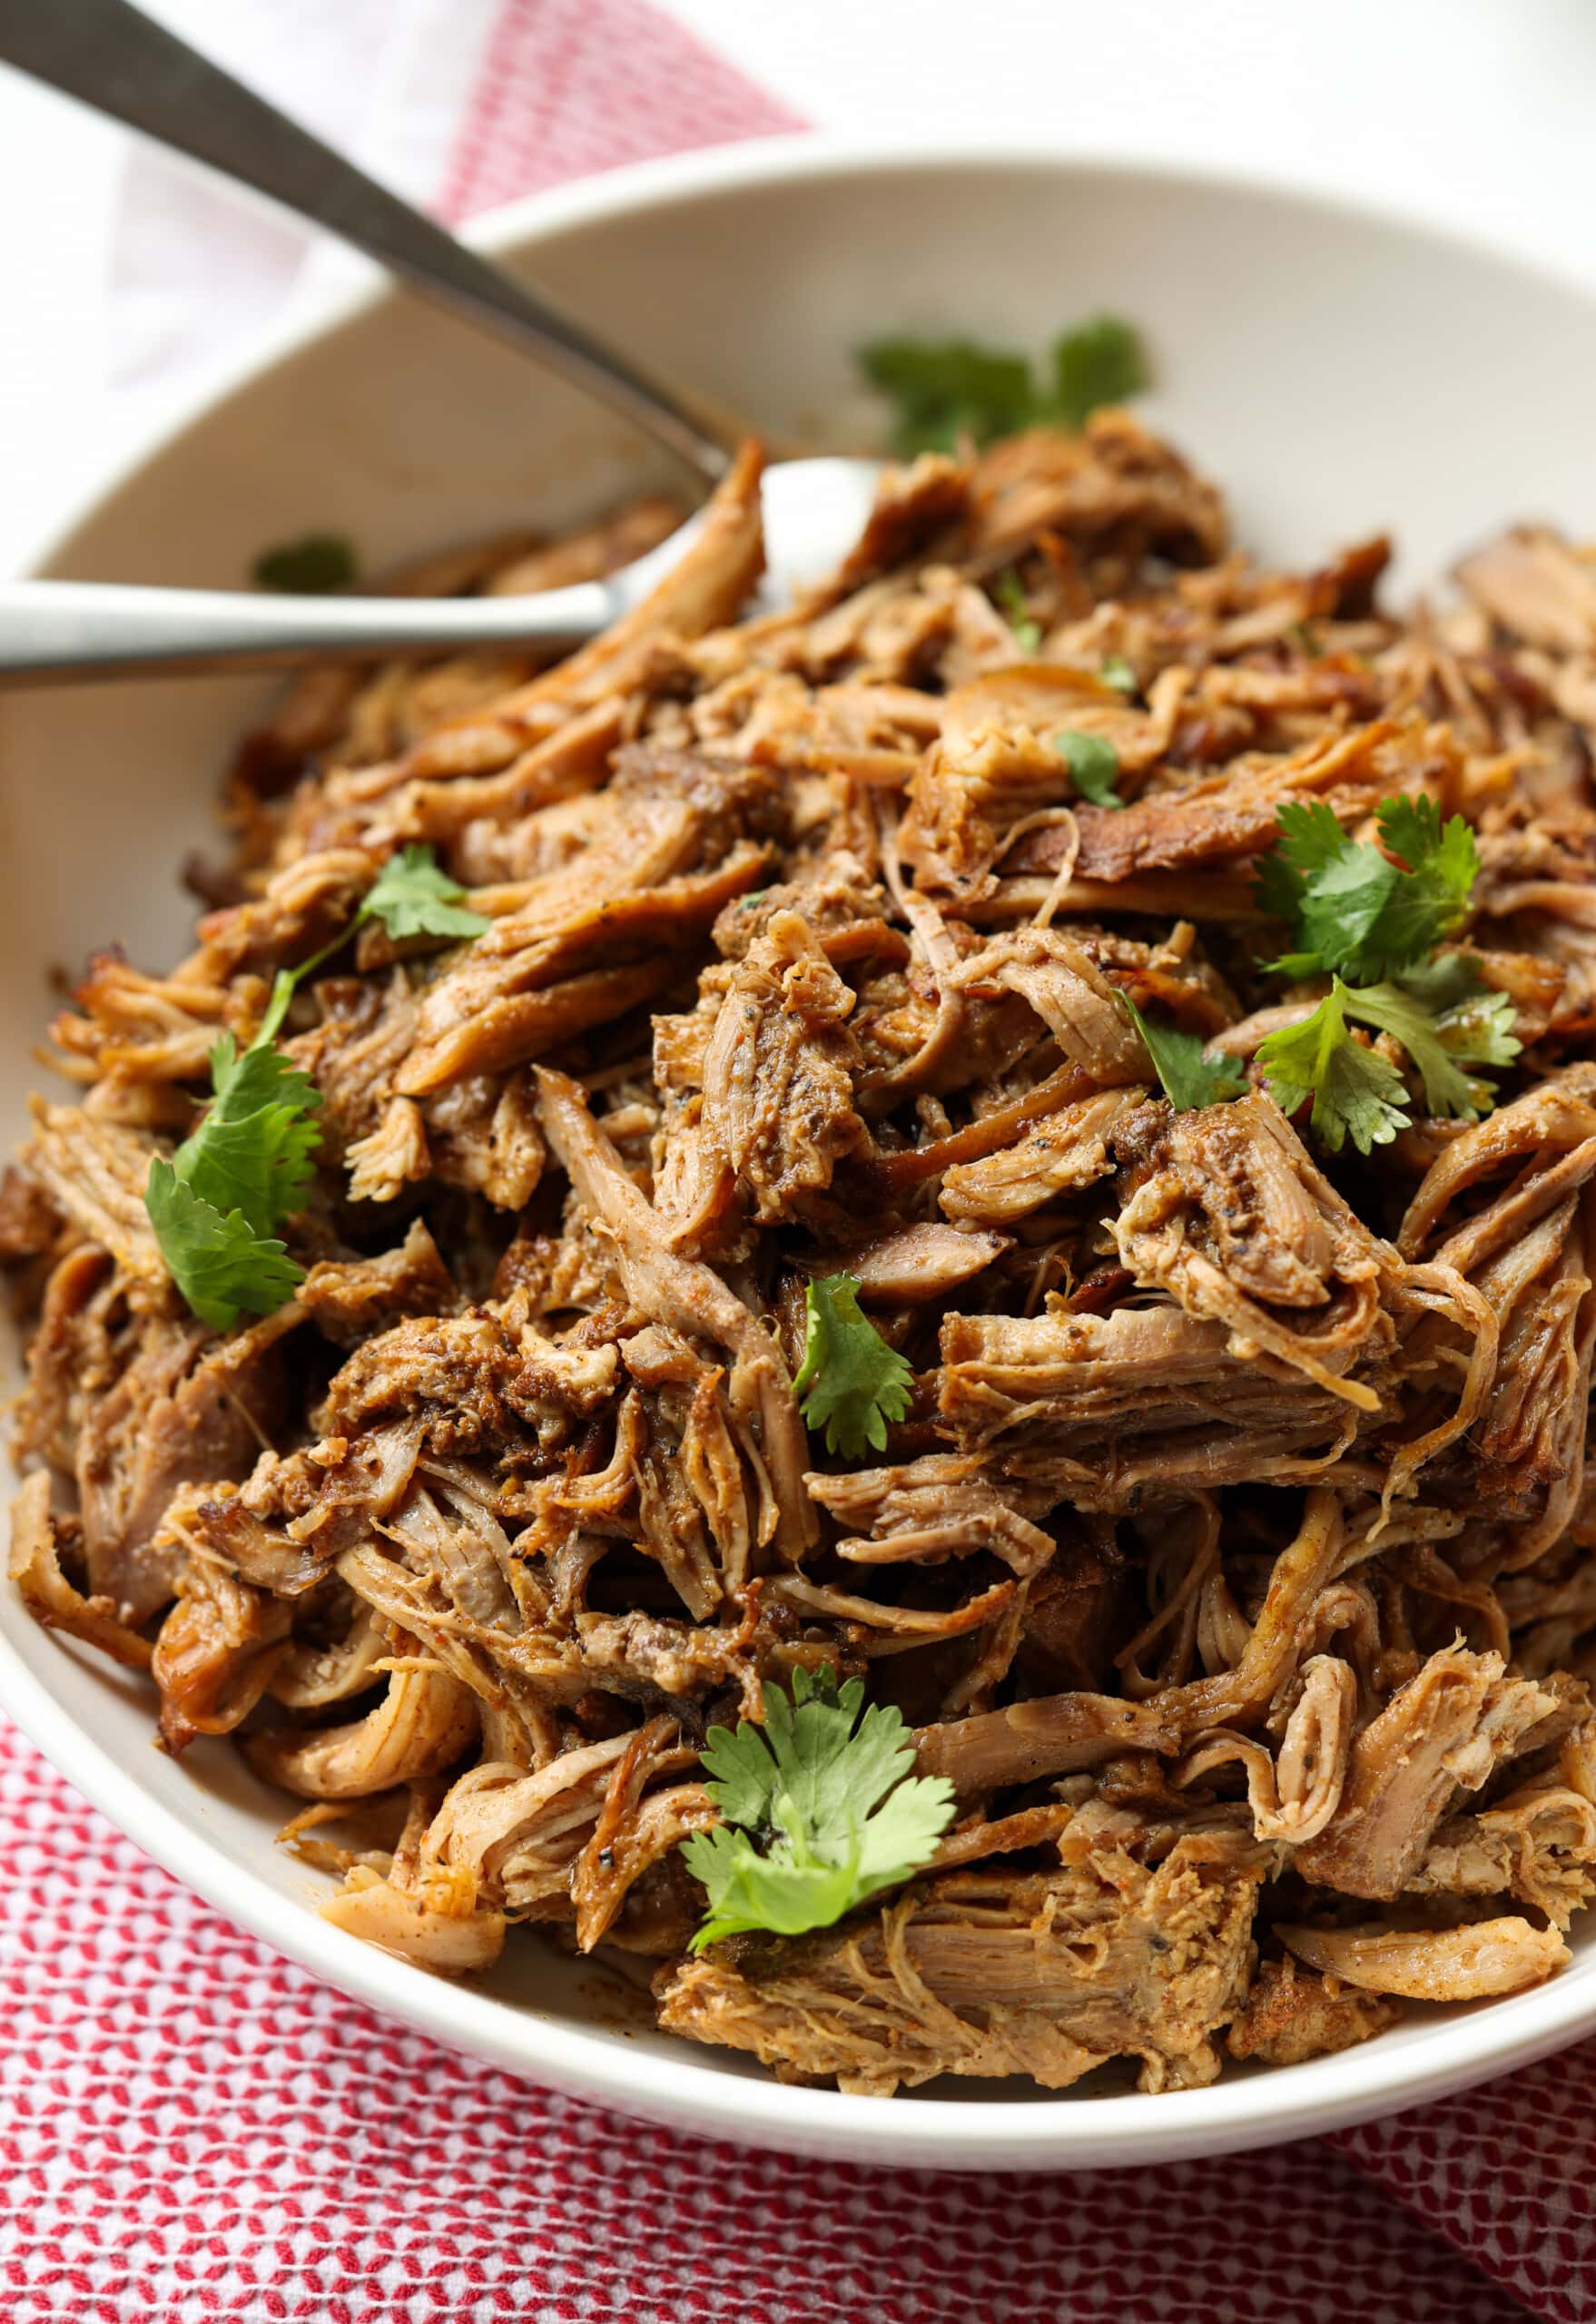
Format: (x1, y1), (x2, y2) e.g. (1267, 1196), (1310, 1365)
(11, 418), (1596, 2098)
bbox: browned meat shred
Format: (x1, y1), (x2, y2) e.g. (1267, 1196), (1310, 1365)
(12, 413), (1596, 2098)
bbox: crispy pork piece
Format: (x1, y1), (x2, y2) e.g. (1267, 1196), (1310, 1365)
(1110, 1091), (1402, 1402)
(939, 1085), (1144, 1223)
(1225, 1958), (1398, 2067)
(939, 1303), (1374, 1508)
(1279, 1916), (1568, 2001)
(698, 908), (868, 1226)
(806, 1453), (1055, 1576)
(1457, 525), (1596, 655)
(657, 1832), (1262, 2095)
(1294, 1647), (1561, 1899)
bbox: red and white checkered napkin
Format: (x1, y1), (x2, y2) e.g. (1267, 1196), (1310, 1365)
(5, 4), (1595, 2317)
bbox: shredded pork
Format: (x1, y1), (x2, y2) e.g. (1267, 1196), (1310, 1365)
(10, 411), (1596, 2096)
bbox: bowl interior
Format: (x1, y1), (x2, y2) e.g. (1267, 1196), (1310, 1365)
(4, 147), (1596, 2168)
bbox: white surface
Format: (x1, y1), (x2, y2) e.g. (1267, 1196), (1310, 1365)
(4, 0), (1596, 576)
(675, 0), (1596, 290)
(5, 141), (1596, 2168)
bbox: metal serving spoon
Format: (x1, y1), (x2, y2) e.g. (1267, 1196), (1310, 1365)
(0, 0), (881, 684)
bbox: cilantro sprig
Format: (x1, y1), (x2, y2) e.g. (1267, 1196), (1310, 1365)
(359, 842), (491, 941)
(1254, 973), (1521, 1155)
(251, 533), (358, 595)
(1254, 980), (1414, 1157)
(1337, 979), (1520, 1119)
(1251, 791), (1518, 1150)
(857, 314), (1149, 455)
(167, 979), (322, 1233)
(1255, 795), (1479, 982)
(1118, 991), (1248, 1113)
(1056, 728), (1124, 809)
(995, 568), (1042, 655)
(1052, 317), (1150, 428)
(143, 1166), (306, 1333)
(794, 1275), (914, 1459)
(146, 843), (488, 1331)
(145, 970), (321, 1332)
(680, 1665), (955, 1950)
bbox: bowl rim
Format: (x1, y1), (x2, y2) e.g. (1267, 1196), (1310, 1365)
(6, 132), (1596, 2168)
(19, 131), (1596, 584)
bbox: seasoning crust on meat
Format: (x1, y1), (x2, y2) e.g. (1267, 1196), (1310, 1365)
(11, 411), (1596, 2097)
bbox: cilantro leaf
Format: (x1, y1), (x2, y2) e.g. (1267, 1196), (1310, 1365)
(679, 1824), (863, 1944)
(856, 314), (1149, 455)
(1256, 794), (1481, 981)
(1426, 984), (1523, 1070)
(359, 843), (490, 942)
(251, 534), (358, 594)
(1255, 980), (1413, 1155)
(144, 1161), (305, 1335)
(146, 971), (322, 1332)
(700, 1662), (911, 1835)
(995, 568), (1042, 655)
(680, 1665), (955, 1950)
(1055, 728), (1124, 809)
(1099, 654), (1138, 695)
(1365, 796), (1481, 971)
(1118, 990), (1248, 1112)
(1384, 950), (1483, 1012)
(172, 1029), (322, 1234)
(1341, 979), (1519, 1122)
(144, 847), (491, 1333)
(793, 1275), (914, 1459)
(1257, 800), (1398, 979)
(855, 336), (1036, 455)
(1051, 315), (1149, 428)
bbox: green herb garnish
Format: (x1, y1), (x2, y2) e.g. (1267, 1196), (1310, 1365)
(1056, 728), (1124, 809)
(359, 842), (491, 942)
(793, 1275), (914, 1459)
(1255, 795), (1480, 983)
(1050, 315), (1150, 428)
(1099, 654), (1138, 695)
(680, 1665), (955, 1950)
(166, 978), (321, 1236)
(145, 970), (321, 1332)
(1252, 793), (1515, 1149)
(1118, 991), (1248, 1113)
(996, 568), (1042, 655)
(1254, 980), (1414, 1156)
(251, 534), (359, 595)
(1255, 970), (1516, 1153)
(1257, 974), (1519, 1145)
(146, 845), (488, 1330)
(143, 1166), (306, 1335)
(857, 314), (1150, 455)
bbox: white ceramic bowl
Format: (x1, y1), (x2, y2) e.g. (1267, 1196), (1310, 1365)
(5, 141), (1596, 2173)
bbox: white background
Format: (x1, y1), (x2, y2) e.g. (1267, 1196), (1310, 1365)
(3, 0), (1596, 574)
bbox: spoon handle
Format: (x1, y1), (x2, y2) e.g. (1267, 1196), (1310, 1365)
(0, 576), (634, 686)
(0, 0), (734, 487)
